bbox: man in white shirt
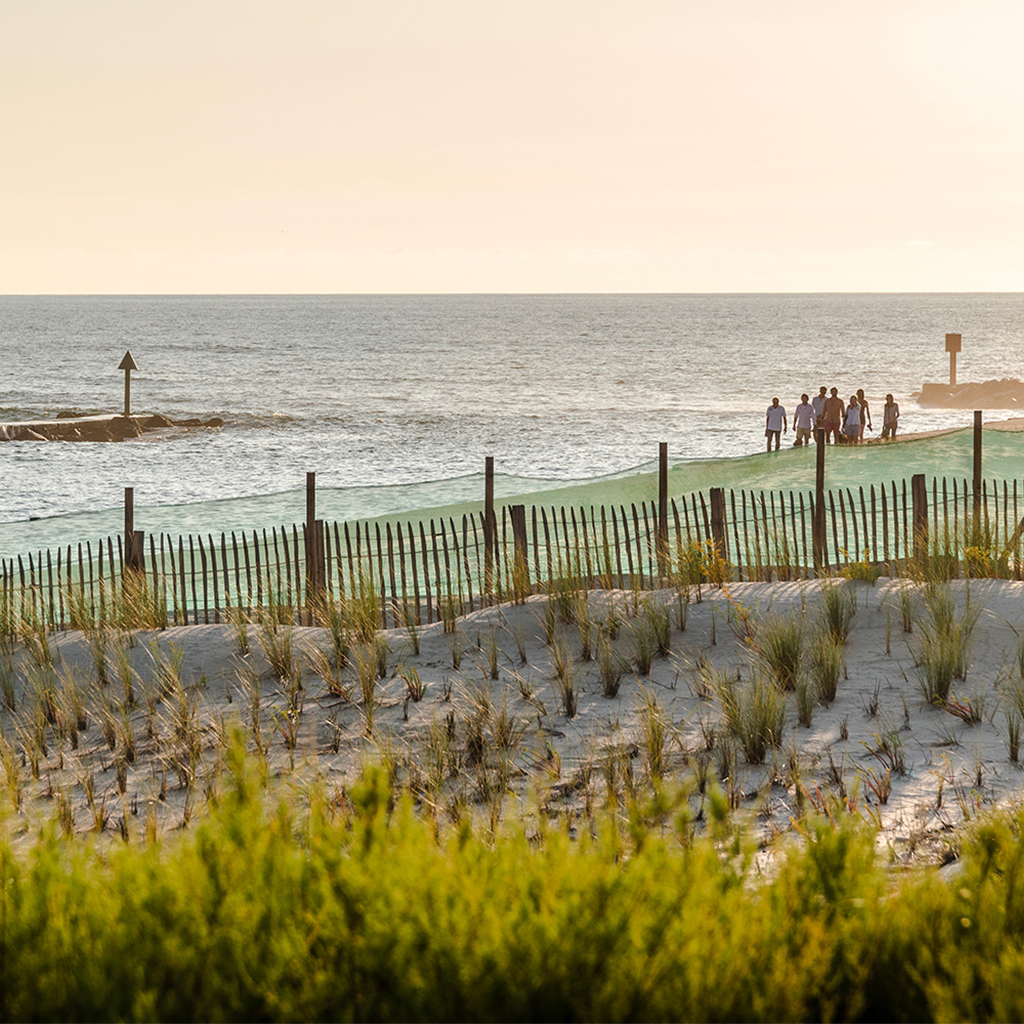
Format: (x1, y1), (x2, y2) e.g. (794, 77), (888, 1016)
(810, 386), (828, 442)
(765, 397), (787, 451)
(793, 393), (816, 446)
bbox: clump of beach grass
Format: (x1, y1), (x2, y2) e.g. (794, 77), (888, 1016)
(554, 651), (579, 719)
(597, 631), (623, 698)
(751, 613), (803, 691)
(315, 599), (351, 668)
(808, 628), (845, 706)
(820, 580), (857, 644)
(351, 640), (382, 736)
(1, 651), (17, 711)
(226, 600), (250, 657)
(256, 614), (296, 681)
(637, 687), (668, 782)
(895, 583), (916, 633)
(795, 675), (815, 728)
(914, 585), (980, 704)
(717, 667), (786, 765)
(400, 665), (427, 703)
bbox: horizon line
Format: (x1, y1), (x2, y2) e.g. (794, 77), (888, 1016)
(2, 289), (1023, 299)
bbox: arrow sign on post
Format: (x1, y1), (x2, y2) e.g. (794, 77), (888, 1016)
(118, 350), (140, 417)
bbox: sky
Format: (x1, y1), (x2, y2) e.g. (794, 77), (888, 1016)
(2, 0), (1022, 294)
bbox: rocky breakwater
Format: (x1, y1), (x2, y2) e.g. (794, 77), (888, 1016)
(0, 413), (224, 442)
(915, 379), (1024, 409)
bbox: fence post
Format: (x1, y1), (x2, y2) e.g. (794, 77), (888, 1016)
(484, 457), (495, 602)
(305, 472), (323, 616)
(124, 486), (144, 574)
(315, 518), (325, 610)
(709, 487), (726, 567)
(912, 473), (928, 564)
(813, 430), (826, 572)
(510, 504), (528, 599)
(973, 410), (983, 538)
(657, 442), (669, 579)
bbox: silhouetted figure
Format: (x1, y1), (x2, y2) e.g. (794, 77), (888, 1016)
(793, 393), (815, 446)
(811, 386), (828, 442)
(821, 388), (845, 444)
(856, 388), (872, 440)
(843, 395), (862, 443)
(765, 397), (787, 451)
(881, 394), (900, 439)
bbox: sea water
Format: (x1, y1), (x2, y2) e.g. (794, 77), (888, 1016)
(1, 293), (1022, 559)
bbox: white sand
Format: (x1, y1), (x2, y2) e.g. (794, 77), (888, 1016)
(5, 577), (1023, 862)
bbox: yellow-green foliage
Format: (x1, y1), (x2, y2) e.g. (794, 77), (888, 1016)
(6, 750), (1024, 1020)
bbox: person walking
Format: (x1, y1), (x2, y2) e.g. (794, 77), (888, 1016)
(821, 388), (845, 444)
(856, 388), (872, 441)
(843, 395), (862, 443)
(765, 397), (787, 451)
(793, 393), (816, 446)
(881, 394), (900, 439)
(811, 386), (828, 443)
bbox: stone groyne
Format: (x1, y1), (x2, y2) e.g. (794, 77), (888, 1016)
(915, 378), (1024, 409)
(0, 413), (223, 442)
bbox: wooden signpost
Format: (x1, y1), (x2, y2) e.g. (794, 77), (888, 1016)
(118, 350), (140, 416)
(946, 333), (962, 386)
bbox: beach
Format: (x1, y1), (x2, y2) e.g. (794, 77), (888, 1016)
(5, 574), (1022, 864)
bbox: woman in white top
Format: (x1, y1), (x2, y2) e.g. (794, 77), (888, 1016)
(843, 396), (862, 442)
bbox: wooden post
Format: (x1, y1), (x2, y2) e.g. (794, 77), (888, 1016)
(315, 518), (326, 610)
(510, 504), (528, 597)
(709, 487), (726, 565)
(657, 442), (669, 578)
(124, 486), (133, 567)
(973, 410), (983, 536)
(912, 473), (928, 563)
(483, 456), (495, 602)
(946, 333), (962, 386)
(118, 350), (139, 417)
(305, 472), (321, 610)
(123, 487), (144, 572)
(813, 429), (826, 571)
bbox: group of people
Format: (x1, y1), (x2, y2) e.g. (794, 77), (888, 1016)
(764, 388), (901, 452)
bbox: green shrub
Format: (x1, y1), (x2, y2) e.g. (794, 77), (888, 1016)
(8, 749), (1024, 1020)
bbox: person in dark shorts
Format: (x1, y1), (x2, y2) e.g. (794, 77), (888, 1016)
(881, 394), (900, 439)
(811, 386), (828, 442)
(856, 388), (872, 441)
(765, 397), (787, 451)
(821, 388), (845, 444)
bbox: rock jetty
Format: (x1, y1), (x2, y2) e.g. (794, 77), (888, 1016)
(915, 378), (1024, 409)
(0, 413), (224, 442)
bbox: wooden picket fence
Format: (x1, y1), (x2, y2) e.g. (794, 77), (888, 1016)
(3, 474), (1024, 633)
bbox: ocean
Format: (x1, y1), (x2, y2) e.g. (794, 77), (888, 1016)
(2, 293), (1023, 559)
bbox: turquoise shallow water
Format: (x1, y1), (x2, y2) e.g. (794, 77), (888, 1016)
(4, 425), (1018, 560)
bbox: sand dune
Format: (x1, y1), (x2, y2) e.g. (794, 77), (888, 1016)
(3, 577), (1022, 863)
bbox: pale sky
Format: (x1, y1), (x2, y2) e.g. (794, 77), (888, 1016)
(2, 0), (1022, 293)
